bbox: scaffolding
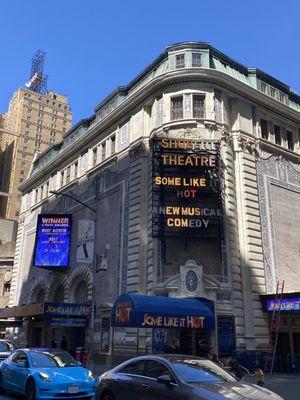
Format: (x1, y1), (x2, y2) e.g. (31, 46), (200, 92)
(25, 50), (48, 94)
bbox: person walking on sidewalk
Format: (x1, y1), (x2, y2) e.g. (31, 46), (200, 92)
(249, 365), (265, 386)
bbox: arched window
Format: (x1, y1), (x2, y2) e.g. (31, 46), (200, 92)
(73, 280), (88, 303)
(53, 285), (64, 303)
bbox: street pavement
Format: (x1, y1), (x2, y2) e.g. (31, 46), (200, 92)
(0, 374), (298, 399)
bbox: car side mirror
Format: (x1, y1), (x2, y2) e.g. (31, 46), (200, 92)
(157, 375), (172, 387)
(76, 361), (82, 366)
(17, 361), (27, 368)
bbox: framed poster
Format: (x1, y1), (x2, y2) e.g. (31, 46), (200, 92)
(76, 220), (95, 263)
(101, 317), (110, 353)
(217, 316), (236, 355)
(153, 328), (168, 353)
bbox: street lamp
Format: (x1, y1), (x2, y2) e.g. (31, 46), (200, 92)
(50, 189), (99, 369)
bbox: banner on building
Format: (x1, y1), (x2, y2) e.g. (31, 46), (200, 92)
(33, 214), (72, 269)
(76, 219), (95, 263)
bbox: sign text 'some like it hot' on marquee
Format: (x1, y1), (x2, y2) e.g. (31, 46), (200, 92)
(152, 138), (222, 237)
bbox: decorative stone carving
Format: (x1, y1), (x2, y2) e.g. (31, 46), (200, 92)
(180, 260), (204, 297)
(257, 155), (300, 293)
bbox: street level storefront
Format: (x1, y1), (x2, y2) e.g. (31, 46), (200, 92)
(261, 293), (300, 367)
(0, 302), (91, 354)
(111, 294), (215, 356)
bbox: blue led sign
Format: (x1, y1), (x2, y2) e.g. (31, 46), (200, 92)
(33, 214), (72, 268)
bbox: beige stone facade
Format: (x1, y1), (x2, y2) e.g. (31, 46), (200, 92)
(0, 88), (72, 220)
(6, 43), (300, 363)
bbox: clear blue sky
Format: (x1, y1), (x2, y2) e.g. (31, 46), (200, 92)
(0, 0), (299, 125)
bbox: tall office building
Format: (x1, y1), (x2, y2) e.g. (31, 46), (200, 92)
(0, 87), (72, 220)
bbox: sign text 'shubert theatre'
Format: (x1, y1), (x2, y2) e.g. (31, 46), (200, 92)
(152, 138), (222, 237)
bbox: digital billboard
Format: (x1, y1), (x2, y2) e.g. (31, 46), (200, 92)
(152, 138), (222, 238)
(33, 214), (72, 268)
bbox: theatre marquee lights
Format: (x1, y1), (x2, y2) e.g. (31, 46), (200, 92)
(152, 138), (223, 238)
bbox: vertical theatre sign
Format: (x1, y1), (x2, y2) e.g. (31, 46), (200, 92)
(152, 138), (222, 237)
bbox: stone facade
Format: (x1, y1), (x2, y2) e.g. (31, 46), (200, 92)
(8, 42), (300, 361)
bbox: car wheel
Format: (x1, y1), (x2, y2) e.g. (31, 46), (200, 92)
(25, 378), (36, 400)
(101, 391), (115, 400)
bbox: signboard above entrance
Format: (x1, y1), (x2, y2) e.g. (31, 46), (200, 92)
(33, 214), (72, 269)
(151, 138), (222, 238)
(111, 294), (215, 329)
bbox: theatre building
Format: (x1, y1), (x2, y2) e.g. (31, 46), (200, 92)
(4, 42), (300, 365)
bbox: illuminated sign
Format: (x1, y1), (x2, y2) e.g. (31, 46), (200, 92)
(115, 301), (133, 324)
(152, 138), (222, 237)
(48, 317), (88, 327)
(44, 302), (92, 316)
(33, 214), (72, 268)
(266, 297), (300, 312)
(141, 314), (205, 329)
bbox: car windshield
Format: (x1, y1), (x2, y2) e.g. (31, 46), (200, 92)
(30, 350), (78, 368)
(171, 359), (237, 383)
(0, 342), (14, 352)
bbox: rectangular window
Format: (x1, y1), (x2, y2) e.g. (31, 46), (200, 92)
(101, 142), (106, 161)
(287, 131), (294, 151)
(92, 147), (98, 166)
(260, 119), (269, 140)
(171, 96), (183, 120)
(66, 166), (71, 183)
(192, 53), (202, 67)
(260, 82), (267, 94)
(270, 87), (276, 98)
(274, 125), (281, 145)
(74, 162), (78, 178)
(175, 54), (185, 69)
(111, 135), (116, 155)
(193, 95), (205, 118)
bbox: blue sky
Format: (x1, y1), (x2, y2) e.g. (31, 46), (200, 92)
(0, 0), (299, 124)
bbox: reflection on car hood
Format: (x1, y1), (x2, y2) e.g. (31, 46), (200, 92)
(191, 381), (282, 400)
(34, 367), (90, 381)
(0, 352), (11, 359)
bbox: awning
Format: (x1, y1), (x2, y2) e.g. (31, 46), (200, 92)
(111, 294), (215, 329)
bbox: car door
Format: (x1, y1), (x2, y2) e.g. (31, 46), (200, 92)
(142, 360), (182, 400)
(114, 360), (148, 400)
(5, 350), (29, 394)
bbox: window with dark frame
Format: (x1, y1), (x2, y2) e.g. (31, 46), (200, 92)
(111, 135), (116, 155)
(101, 142), (106, 161)
(93, 148), (98, 166)
(193, 95), (205, 118)
(274, 125), (281, 145)
(287, 131), (294, 151)
(192, 53), (202, 67)
(171, 96), (183, 120)
(260, 119), (269, 140)
(3, 282), (10, 296)
(175, 54), (185, 69)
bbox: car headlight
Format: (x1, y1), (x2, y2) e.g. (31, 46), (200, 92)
(87, 370), (94, 380)
(39, 372), (54, 382)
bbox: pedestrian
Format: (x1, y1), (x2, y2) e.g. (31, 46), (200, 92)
(51, 339), (57, 349)
(249, 365), (265, 386)
(167, 338), (181, 354)
(228, 358), (248, 380)
(205, 346), (223, 366)
(61, 336), (68, 351)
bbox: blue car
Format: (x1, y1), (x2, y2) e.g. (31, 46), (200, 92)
(0, 348), (96, 400)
